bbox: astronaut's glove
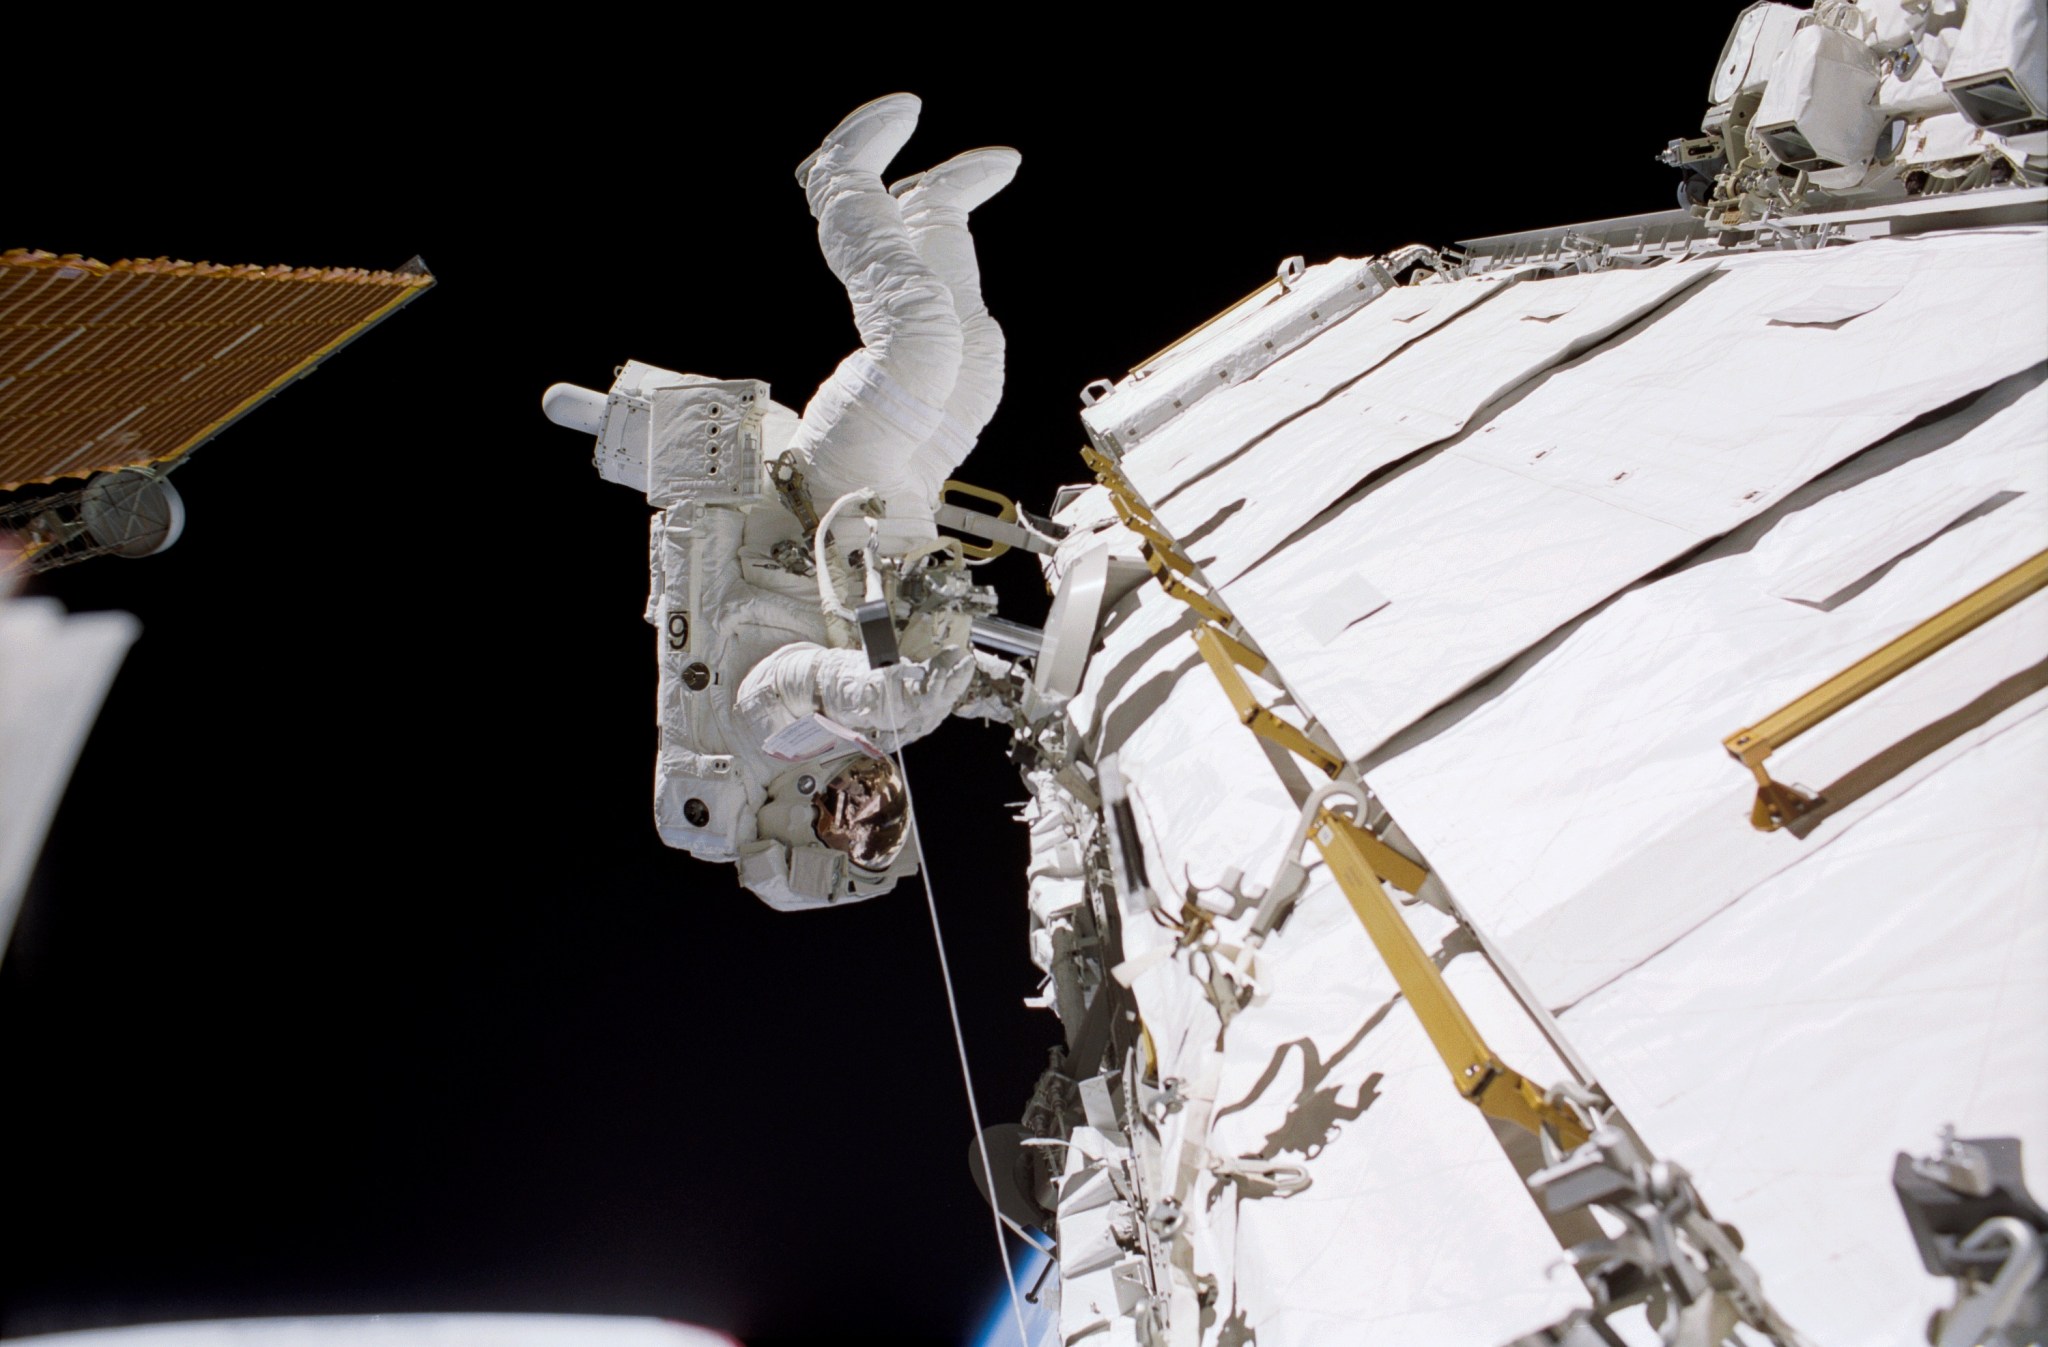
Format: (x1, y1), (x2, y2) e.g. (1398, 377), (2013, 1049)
(952, 650), (1023, 724)
(738, 642), (976, 753)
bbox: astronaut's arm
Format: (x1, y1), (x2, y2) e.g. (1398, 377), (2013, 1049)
(737, 641), (975, 752)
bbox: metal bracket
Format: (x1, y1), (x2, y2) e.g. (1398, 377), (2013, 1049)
(1895, 1128), (2048, 1347)
(769, 451), (820, 535)
(1934, 1218), (2046, 1347)
(1526, 1127), (1818, 1347)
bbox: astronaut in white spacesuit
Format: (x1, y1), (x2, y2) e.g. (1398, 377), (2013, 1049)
(543, 94), (1018, 909)
(733, 93), (1018, 767)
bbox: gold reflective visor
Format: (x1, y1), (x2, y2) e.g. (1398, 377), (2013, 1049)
(811, 757), (909, 873)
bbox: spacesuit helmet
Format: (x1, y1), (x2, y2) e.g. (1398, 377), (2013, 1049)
(812, 756), (910, 872)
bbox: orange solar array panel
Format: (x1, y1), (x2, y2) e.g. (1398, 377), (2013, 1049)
(0, 249), (433, 492)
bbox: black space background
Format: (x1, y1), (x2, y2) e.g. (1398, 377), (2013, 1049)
(4, 26), (1723, 1347)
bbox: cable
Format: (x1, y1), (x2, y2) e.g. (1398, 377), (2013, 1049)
(814, 488), (875, 622)
(884, 677), (1034, 1347)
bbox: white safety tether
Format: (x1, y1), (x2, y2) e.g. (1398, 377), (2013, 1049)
(881, 676), (1034, 1347)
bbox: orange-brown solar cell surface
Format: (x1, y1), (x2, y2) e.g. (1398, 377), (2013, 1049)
(0, 249), (432, 491)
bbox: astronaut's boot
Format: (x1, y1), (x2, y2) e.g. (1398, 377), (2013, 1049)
(788, 93), (964, 510)
(891, 147), (1021, 507)
(795, 92), (922, 199)
(888, 146), (1021, 216)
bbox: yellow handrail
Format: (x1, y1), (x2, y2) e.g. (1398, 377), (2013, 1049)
(1726, 549), (2048, 829)
(1085, 450), (1588, 1146)
(1316, 810), (1587, 1148)
(1127, 275), (1285, 381)
(938, 479), (1020, 560)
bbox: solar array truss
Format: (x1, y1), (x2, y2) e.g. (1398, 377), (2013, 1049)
(0, 248), (433, 493)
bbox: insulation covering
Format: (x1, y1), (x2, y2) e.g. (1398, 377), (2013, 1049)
(1561, 707), (2048, 1345)
(1115, 271), (1499, 504)
(1143, 262), (1717, 587)
(1944, 0), (2048, 123)
(1366, 374), (2048, 1004)
(0, 249), (432, 490)
(1221, 229), (2048, 761)
(1053, 566), (1586, 1345)
(1751, 21), (1886, 167)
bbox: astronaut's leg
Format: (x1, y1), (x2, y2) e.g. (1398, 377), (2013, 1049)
(787, 94), (964, 511)
(889, 147), (1020, 508)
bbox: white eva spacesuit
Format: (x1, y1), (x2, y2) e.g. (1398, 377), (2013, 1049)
(542, 94), (1017, 910)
